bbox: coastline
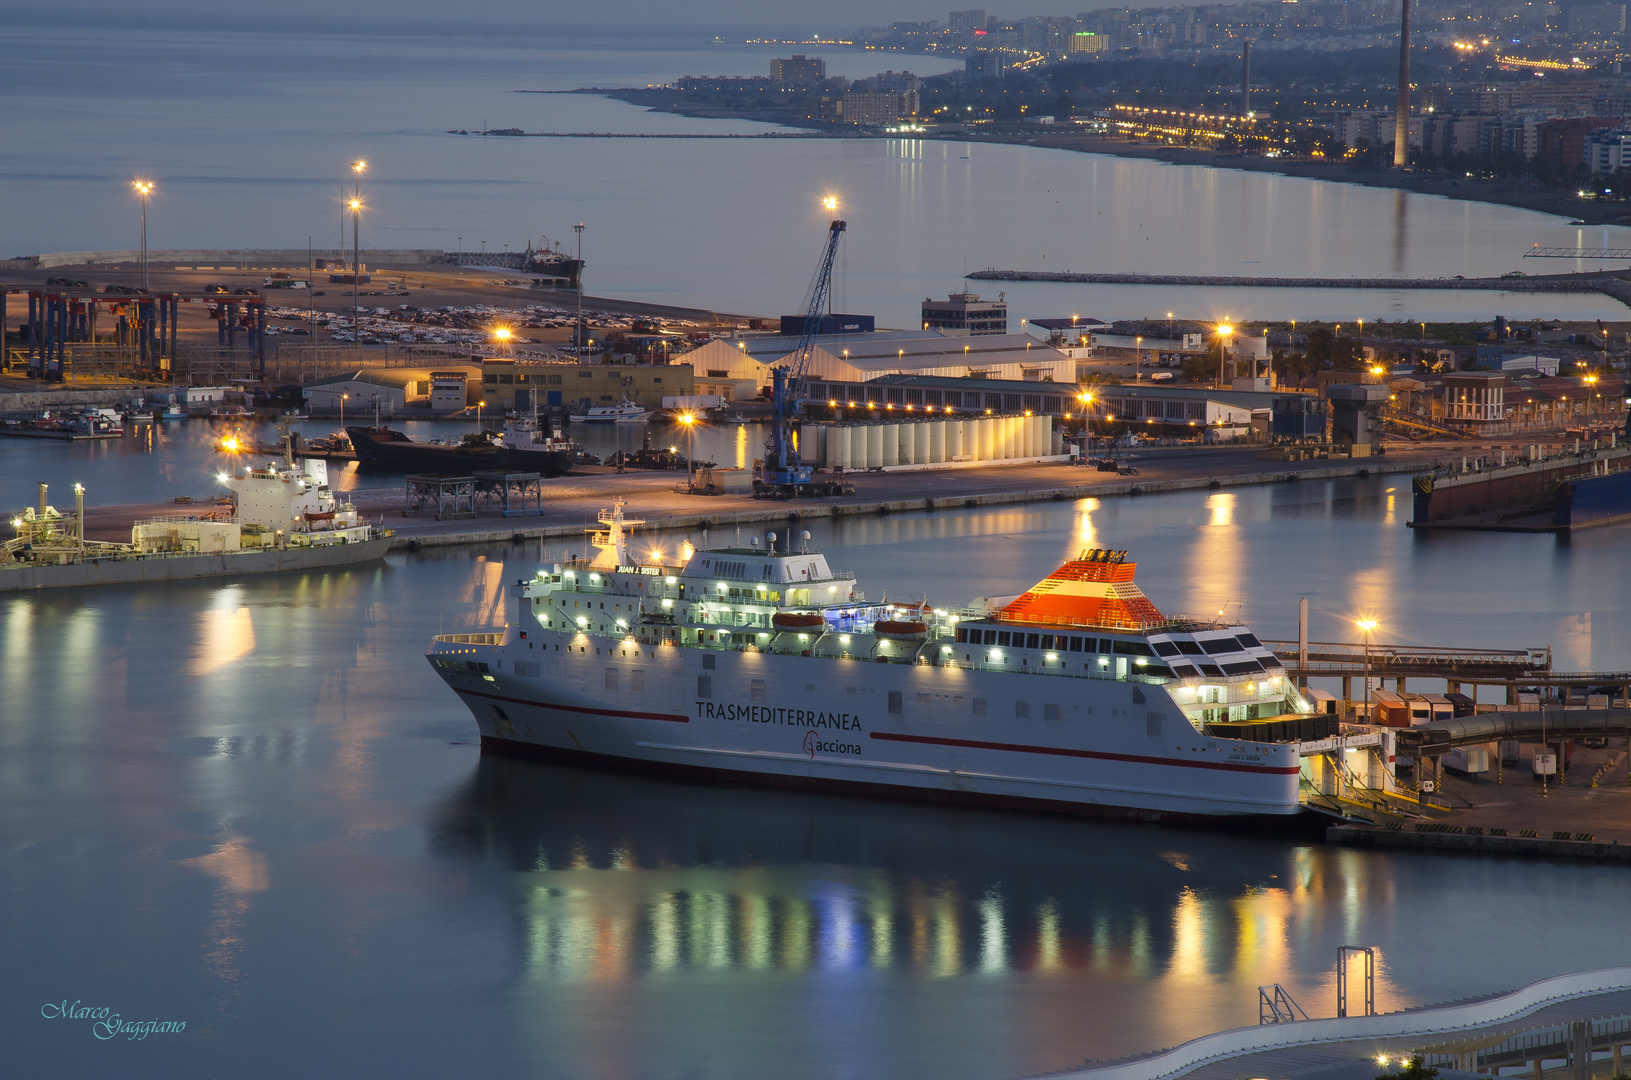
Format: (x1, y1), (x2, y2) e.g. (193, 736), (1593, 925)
(585, 88), (1629, 229)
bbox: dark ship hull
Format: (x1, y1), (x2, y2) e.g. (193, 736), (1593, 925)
(346, 427), (573, 477)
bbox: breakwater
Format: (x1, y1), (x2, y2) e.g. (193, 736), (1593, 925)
(967, 268), (1631, 305)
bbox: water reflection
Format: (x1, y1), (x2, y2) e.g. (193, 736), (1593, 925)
(433, 757), (1418, 1013)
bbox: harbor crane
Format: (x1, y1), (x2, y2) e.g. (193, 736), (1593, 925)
(754, 200), (855, 500)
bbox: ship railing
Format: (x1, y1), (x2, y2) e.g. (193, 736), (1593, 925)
(433, 632), (505, 645)
(991, 612), (1239, 633)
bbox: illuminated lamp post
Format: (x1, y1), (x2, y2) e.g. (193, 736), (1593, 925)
(1216, 322), (1234, 389)
(133, 181), (153, 291)
(350, 159), (365, 337)
(340, 391), (348, 429)
(1357, 619), (1377, 722)
(679, 411), (696, 489)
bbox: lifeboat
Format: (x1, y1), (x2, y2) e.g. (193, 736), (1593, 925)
(873, 620), (928, 642)
(772, 612), (826, 631)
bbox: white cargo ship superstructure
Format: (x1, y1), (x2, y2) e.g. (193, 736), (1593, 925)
(427, 502), (1318, 819)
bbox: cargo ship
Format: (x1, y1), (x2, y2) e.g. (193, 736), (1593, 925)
(2, 451), (390, 592)
(347, 414), (575, 476)
(425, 502), (1324, 820)
(1409, 441), (1631, 532)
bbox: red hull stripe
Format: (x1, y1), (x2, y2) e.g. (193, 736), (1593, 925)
(869, 731), (1300, 774)
(462, 688), (688, 724)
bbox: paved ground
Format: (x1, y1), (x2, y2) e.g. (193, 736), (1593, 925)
(1424, 742), (1631, 844)
(75, 442), (1466, 546)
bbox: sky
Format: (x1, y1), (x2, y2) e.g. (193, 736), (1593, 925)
(7, 0), (1157, 36)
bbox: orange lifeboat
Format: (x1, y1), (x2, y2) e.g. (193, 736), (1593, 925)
(874, 620), (928, 642)
(772, 612), (826, 631)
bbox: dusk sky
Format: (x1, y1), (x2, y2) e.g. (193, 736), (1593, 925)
(23, 0), (1147, 34)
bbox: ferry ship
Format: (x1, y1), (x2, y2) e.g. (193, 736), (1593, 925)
(426, 503), (1322, 820)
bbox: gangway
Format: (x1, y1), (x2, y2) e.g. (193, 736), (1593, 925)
(1381, 405), (1478, 440)
(1259, 985), (1310, 1025)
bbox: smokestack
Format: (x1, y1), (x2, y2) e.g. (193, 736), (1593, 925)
(1242, 40), (1251, 116)
(1394, 0), (1411, 167)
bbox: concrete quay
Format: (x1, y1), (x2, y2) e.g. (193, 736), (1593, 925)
(1330, 742), (1631, 862)
(367, 446), (1432, 551)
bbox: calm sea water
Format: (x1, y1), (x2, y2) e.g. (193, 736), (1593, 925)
(5, 13), (1631, 326)
(4, 478), (1630, 1078)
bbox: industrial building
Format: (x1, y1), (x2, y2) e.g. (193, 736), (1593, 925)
(1084, 384), (1300, 439)
(921, 292), (1007, 336)
(303, 367), (476, 417)
(679, 329), (1072, 398)
(805, 374), (1087, 417)
(477, 359), (692, 413)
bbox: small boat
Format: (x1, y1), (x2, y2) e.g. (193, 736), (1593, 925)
(210, 405), (255, 420)
(873, 619), (929, 642)
(279, 410), (310, 422)
(569, 402), (652, 425)
(160, 405), (187, 422)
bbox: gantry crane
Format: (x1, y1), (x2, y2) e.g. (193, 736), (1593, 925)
(754, 203), (855, 499)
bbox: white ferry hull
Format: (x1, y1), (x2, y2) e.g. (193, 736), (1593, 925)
(434, 637), (1301, 821)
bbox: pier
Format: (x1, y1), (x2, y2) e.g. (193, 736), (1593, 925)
(966, 268), (1631, 305)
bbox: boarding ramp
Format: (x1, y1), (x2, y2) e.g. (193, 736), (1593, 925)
(1396, 708), (1631, 754)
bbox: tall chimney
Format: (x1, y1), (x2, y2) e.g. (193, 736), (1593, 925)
(1394, 0), (1411, 167)
(1242, 40), (1251, 116)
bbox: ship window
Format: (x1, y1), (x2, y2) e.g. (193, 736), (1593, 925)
(1199, 664), (1223, 677)
(751, 679), (766, 703)
(1099, 639), (1116, 653)
(702, 655), (716, 670)
(983, 630), (997, 645)
(972, 697), (987, 715)
(1039, 635), (1054, 649)
(888, 691), (902, 714)
(997, 631), (1012, 647)
(955, 628), (967, 643)
(1198, 637), (1238, 655)
(1015, 701), (1030, 719)
(605, 669), (618, 690)
(1025, 634), (1040, 649)
(1151, 641), (1182, 657)
(697, 674), (712, 698)
(1223, 660), (1264, 676)
(1113, 642), (1155, 657)
(631, 670), (644, 693)
(1068, 636), (1083, 652)
(1175, 640), (1203, 655)
(1044, 703), (1060, 721)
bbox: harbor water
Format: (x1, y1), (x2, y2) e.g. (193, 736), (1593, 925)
(4, 464), (1631, 1078)
(6, 13), (1631, 325)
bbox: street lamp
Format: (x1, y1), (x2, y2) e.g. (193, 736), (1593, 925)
(1216, 322), (1234, 389)
(679, 411), (697, 488)
(1356, 619), (1377, 721)
(574, 222), (585, 353)
(493, 326), (512, 356)
(351, 162), (365, 330)
(478, 400), (486, 429)
(132, 180), (153, 291)
(340, 391), (348, 429)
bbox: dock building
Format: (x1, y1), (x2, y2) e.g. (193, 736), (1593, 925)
(474, 359), (692, 414)
(921, 292), (1007, 336)
(679, 329), (1073, 400)
(303, 366), (477, 417)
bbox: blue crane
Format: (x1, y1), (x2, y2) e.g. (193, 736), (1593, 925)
(756, 213), (848, 496)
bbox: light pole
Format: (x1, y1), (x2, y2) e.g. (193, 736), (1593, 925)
(493, 326), (512, 357)
(574, 222), (585, 354)
(351, 161), (365, 334)
(340, 392), (348, 429)
(1136, 335), (1143, 380)
(680, 411), (696, 488)
(1216, 322), (1234, 389)
(1357, 619), (1377, 721)
(133, 181), (153, 291)
(478, 399), (485, 430)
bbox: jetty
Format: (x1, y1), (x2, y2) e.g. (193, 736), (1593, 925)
(966, 268), (1631, 306)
